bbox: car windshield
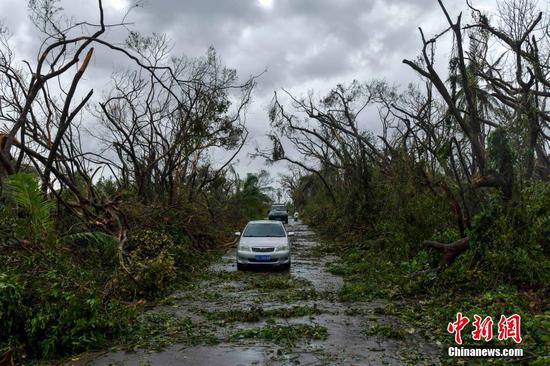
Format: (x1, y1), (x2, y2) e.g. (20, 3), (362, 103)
(243, 223), (286, 237)
(272, 206), (286, 212)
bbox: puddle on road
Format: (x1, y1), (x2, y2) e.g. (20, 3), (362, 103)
(291, 258), (343, 293)
(86, 221), (441, 366)
(89, 344), (271, 366)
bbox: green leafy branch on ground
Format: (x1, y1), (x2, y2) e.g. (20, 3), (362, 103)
(229, 321), (328, 348)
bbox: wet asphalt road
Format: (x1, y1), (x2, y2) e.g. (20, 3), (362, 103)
(82, 220), (440, 365)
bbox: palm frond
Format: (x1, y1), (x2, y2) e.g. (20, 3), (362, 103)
(4, 173), (54, 235)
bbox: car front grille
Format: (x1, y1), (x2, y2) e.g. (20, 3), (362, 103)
(252, 247), (275, 252)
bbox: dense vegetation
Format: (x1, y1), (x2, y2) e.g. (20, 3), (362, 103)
(0, 171), (270, 361)
(0, 0), (271, 362)
(267, 0), (550, 363)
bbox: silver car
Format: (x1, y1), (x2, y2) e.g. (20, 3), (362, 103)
(235, 220), (293, 270)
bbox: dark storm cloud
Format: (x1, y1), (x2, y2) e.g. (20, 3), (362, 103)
(0, 0), (475, 94)
(125, 0), (449, 92)
(0, 0), (497, 176)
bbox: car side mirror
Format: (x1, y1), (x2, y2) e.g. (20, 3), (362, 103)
(234, 231), (241, 236)
(287, 232), (294, 236)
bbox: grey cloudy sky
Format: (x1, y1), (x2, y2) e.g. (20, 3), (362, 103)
(0, 0), (499, 181)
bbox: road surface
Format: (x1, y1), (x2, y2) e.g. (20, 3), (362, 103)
(84, 220), (440, 365)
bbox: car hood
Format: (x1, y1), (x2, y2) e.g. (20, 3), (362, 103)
(239, 237), (288, 247)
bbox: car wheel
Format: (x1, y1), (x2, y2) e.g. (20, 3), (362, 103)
(237, 263), (246, 271)
(281, 262), (291, 271)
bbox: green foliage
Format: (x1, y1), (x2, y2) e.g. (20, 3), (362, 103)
(229, 320), (328, 347)
(93, 177), (120, 197)
(311, 183), (550, 362)
(466, 184), (550, 287)
(0, 248), (137, 359)
(122, 311), (218, 351)
(527, 312), (550, 365)
(127, 229), (175, 259)
(488, 128), (515, 174)
(132, 251), (176, 296)
(326, 238), (549, 361)
(0, 272), (25, 344)
(430, 228), (460, 243)
(3, 173), (54, 238)
(124, 230), (178, 297)
(0, 198), (225, 361)
(61, 231), (119, 267)
(26, 275), (134, 358)
(230, 173), (271, 221)
(487, 128), (515, 197)
(0, 174), (141, 360)
(301, 163), (455, 260)
(0, 205), (17, 245)
(296, 153), (550, 362)
(62, 230), (117, 247)
(329, 248), (414, 302)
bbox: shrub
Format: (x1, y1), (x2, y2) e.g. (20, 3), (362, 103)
(132, 251), (177, 296)
(127, 230), (176, 258)
(126, 230), (178, 297)
(466, 185), (550, 288)
(25, 273), (135, 358)
(0, 258), (136, 359)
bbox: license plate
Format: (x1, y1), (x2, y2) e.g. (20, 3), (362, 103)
(255, 255), (272, 261)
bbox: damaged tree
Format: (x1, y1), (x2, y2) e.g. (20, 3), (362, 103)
(0, 0), (255, 283)
(96, 40), (254, 204)
(400, 0), (549, 265)
(270, 0), (549, 270)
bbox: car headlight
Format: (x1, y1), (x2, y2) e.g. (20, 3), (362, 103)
(238, 245), (251, 252)
(277, 245), (289, 252)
